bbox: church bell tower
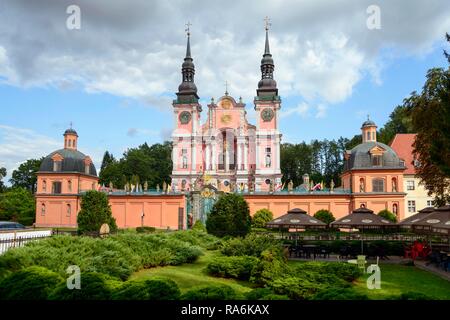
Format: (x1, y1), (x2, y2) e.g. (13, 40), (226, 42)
(254, 17), (282, 191)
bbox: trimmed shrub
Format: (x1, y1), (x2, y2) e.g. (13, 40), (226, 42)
(244, 288), (288, 300)
(181, 284), (238, 300)
(292, 261), (361, 283)
(313, 209), (335, 225)
(48, 272), (119, 300)
(206, 193), (251, 237)
(206, 256), (258, 280)
(111, 277), (180, 300)
(250, 247), (287, 286)
(136, 226), (156, 233)
(221, 233), (281, 257)
(77, 190), (118, 234)
(312, 287), (369, 300)
(0, 266), (63, 300)
(378, 209), (397, 223)
(389, 291), (434, 300)
(0, 232), (205, 281)
(192, 220), (207, 232)
(252, 209), (273, 229)
(269, 276), (325, 300)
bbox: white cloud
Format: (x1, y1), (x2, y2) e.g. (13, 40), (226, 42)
(0, 125), (59, 181)
(315, 104), (327, 118)
(280, 102), (310, 118)
(0, 0), (449, 108)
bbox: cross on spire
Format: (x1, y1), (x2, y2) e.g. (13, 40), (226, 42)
(224, 80), (229, 95)
(264, 16), (271, 31)
(185, 21), (192, 36)
(69, 121), (73, 129)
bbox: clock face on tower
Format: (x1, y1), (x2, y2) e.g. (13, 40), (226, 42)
(261, 108), (274, 122)
(179, 111), (192, 124)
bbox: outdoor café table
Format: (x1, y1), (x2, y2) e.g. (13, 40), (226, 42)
(303, 245), (318, 259)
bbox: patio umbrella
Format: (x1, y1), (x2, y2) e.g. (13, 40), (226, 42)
(266, 208), (327, 245)
(399, 207), (435, 229)
(331, 207), (398, 254)
(411, 205), (450, 237)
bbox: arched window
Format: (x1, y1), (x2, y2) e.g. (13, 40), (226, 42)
(367, 132), (371, 141)
(42, 180), (47, 192)
(372, 178), (385, 192)
(66, 204), (71, 217)
(68, 140), (72, 147)
(182, 156), (188, 169)
(41, 203), (46, 216)
(68, 180), (72, 192)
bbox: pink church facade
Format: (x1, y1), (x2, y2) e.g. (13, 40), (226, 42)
(171, 27), (282, 193)
(34, 26), (408, 230)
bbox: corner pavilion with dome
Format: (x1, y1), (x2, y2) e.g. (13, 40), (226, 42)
(34, 24), (408, 230)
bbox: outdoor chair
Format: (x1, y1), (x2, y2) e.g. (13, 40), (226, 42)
(296, 246), (306, 258)
(318, 246), (330, 259)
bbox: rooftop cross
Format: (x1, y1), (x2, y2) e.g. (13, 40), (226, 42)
(264, 16), (271, 31)
(69, 121), (73, 129)
(185, 21), (192, 36)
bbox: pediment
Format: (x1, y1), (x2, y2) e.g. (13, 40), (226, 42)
(369, 145), (386, 155)
(51, 153), (64, 161)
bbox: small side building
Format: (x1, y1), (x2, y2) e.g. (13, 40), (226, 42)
(390, 133), (435, 217)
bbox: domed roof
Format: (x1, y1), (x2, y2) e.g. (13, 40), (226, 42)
(344, 141), (405, 171)
(361, 119), (376, 128)
(64, 128), (78, 136)
(39, 148), (97, 176)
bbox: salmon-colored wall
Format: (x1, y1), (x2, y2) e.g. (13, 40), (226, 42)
(35, 194), (186, 230)
(109, 195), (185, 229)
(244, 194), (352, 220)
(244, 192), (406, 220)
(37, 173), (98, 194)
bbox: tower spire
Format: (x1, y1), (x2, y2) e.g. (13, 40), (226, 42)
(257, 16), (278, 97)
(264, 16), (271, 55)
(176, 22), (199, 103)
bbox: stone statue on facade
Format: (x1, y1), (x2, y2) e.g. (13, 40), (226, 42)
(330, 179), (335, 192)
(269, 181), (274, 193)
(392, 180), (397, 192)
(359, 180), (365, 193)
(156, 184), (160, 193)
(144, 181), (148, 192)
(162, 181), (167, 193)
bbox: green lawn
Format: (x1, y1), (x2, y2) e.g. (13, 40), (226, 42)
(131, 251), (450, 300)
(130, 250), (254, 295)
(353, 264), (450, 300)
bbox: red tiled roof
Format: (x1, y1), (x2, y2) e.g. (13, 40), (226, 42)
(389, 133), (417, 175)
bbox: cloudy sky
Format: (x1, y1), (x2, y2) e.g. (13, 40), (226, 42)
(0, 0), (449, 181)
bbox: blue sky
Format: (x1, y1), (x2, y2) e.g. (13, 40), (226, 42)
(0, 0), (449, 180)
